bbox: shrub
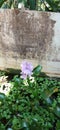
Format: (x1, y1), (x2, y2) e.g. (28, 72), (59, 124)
(0, 62), (60, 130)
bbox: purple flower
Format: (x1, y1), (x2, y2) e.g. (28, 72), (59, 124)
(21, 61), (33, 79)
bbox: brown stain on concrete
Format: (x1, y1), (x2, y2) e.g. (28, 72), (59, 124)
(37, 12), (56, 61)
(0, 10), (56, 67)
(9, 10), (55, 60)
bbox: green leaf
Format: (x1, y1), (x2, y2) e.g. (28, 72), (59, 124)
(22, 121), (29, 130)
(1, 2), (9, 8)
(42, 87), (59, 99)
(41, 86), (59, 107)
(33, 65), (42, 76)
(0, 93), (6, 101)
(56, 120), (60, 130)
(29, 0), (36, 10)
(45, 97), (52, 106)
(30, 119), (42, 130)
(54, 106), (60, 118)
(0, 0), (7, 7)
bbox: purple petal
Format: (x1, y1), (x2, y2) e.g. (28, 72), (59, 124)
(21, 61), (33, 78)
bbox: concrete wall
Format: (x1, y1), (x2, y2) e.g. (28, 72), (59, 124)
(0, 10), (60, 77)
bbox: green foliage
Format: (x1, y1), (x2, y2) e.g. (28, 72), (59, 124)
(56, 120), (60, 130)
(0, 0), (60, 12)
(0, 65), (60, 129)
(33, 65), (42, 76)
(0, 0), (6, 7)
(28, 0), (36, 10)
(0, 0), (13, 8)
(45, 0), (60, 12)
(0, 93), (6, 101)
(0, 71), (5, 77)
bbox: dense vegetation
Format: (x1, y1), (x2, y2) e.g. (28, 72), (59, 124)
(0, 0), (60, 12)
(0, 64), (60, 130)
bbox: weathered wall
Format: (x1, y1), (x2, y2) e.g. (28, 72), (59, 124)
(0, 10), (60, 77)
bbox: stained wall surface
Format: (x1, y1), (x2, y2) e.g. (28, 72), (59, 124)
(0, 10), (60, 77)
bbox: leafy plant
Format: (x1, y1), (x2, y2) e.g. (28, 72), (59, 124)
(0, 64), (60, 130)
(0, 0), (60, 12)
